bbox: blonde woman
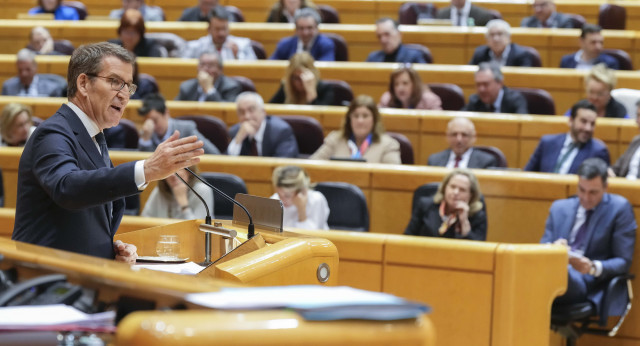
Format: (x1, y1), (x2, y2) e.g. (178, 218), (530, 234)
(271, 165), (329, 230)
(142, 166), (213, 219)
(0, 103), (35, 147)
(269, 52), (335, 105)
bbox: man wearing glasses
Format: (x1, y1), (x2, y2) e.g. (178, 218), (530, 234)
(12, 42), (204, 263)
(521, 0), (574, 28)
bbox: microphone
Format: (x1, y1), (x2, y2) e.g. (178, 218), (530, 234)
(173, 173), (212, 226)
(184, 168), (255, 239)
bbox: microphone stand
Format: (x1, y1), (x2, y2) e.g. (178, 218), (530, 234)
(185, 168), (255, 239)
(174, 173), (213, 264)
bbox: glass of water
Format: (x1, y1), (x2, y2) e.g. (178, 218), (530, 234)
(156, 235), (180, 258)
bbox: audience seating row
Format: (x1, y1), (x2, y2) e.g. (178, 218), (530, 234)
(3, 20), (640, 68)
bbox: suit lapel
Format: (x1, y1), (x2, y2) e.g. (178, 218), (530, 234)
(569, 140), (592, 173)
(583, 194), (608, 254)
(59, 104), (105, 169)
(261, 117), (271, 156)
(560, 199), (580, 240)
(546, 134), (566, 172)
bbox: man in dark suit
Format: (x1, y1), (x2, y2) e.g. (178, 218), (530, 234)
(270, 8), (335, 61)
(227, 92), (298, 158)
(178, 0), (218, 22)
(469, 19), (535, 67)
(138, 93), (220, 154)
(366, 18), (427, 64)
(560, 24), (620, 70)
(175, 52), (242, 102)
(428, 117), (498, 169)
(541, 158), (636, 315)
(521, 0), (574, 28)
(610, 100), (640, 178)
(463, 62), (528, 114)
(11, 42), (204, 261)
(1, 49), (66, 97)
(436, 0), (494, 26)
(525, 100), (610, 174)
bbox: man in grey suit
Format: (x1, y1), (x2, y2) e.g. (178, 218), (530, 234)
(2, 49), (66, 97)
(139, 93), (221, 154)
(520, 0), (574, 28)
(436, 0), (494, 27)
(428, 117), (498, 169)
(610, 100), (640, 179)
(178, 0), (218, 22)
(175, 52), (242, 103)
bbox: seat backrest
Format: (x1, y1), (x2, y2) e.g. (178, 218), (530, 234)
(323, 79), (354, 106)
(40, 73), (68, 97)
(428, 83), (465, 110)
(398, 2), (436, 25)
(62, 1), (88, 20)
(404, 43), (433, 63)
(474, 145), (508, 168)
(411, 183), (440, 212)
(565, 13), (586, 29)
(520, 45), (542, 67)
(200, 172), (248, 220)
(225, 5), (245, 22)
(386, 132), (414, 164)
(177, 115), (230, 153)
(324, 33), (348, 61)
(230, 75), (256, 93)
(610, 88), (640, 118)
(512, 87), (556, 115)
(53, 40), (75, 55)
(315, 182), (369, 231)
(601, 49), (633, 70)
(250, 40), (267, 59)
(599, 4), (626, 30)
(104, 118), (139, 149)
(138, 72), (159, 93)
(278, 115), (324, 157)
(487, 9), (503, 20)
(144, 32), (186, 57)
(318, 4), (340, 23)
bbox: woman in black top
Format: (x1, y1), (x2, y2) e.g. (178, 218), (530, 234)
(109, 9), (163, 58)
(270, 52), (335, 106)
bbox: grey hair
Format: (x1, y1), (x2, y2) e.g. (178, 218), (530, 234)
(29, 26), (51, 41)
(67, 42), (134, 99)
(236, 91), (264, 108)
(477, 61), (503, 83)
(199, 51), (223, 69)
(16, 48), (36, 63)
(485, 19), (511, 38)
(294, 7), (321, 25)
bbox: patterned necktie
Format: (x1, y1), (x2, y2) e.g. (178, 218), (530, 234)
(571, 209), (593, 251)
(553, 142), (576, 173)
(95, 132), (110, 167)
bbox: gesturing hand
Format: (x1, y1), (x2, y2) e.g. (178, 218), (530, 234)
(143, 131), (204, 182)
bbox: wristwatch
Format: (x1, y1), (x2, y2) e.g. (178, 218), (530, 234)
(588, 263), (597, 276)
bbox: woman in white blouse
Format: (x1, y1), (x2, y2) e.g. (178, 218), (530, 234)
(270, 166), (330, 230)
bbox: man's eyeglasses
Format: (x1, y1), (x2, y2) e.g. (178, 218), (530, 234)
(87, 74), (137, 96)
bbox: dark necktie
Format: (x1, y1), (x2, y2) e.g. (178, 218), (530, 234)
(454, 156), (462, 168)
(250, 138), (259, 156)
(488, 104), (496, 113)
(553, 142), (576, 173)
(95, 132), (110, 167)
(456, 10), (463, 26)
(571, 209), (593, 251)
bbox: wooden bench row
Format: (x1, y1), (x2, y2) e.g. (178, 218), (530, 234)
(2, 19), (640, 68)
(2, 0), (640, 30)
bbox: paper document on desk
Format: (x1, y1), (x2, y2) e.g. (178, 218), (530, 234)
(186, 285), (430, 321)
(133, 262), (205, 275)
(0, 305), (114, 329)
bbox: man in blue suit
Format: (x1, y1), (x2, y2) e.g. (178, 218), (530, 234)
(11, 42), (204, 262)
(560, 24), (620, 70)
(469, 19), (536, 67)
(270, 8), (335, 62)
(541, 158), (636, 315)
(227, 92), (298, 158)
(366, 18), (427, 64)
(524, 100), (610, 174)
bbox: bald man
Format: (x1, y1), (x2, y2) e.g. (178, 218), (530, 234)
(427, 117), (498, 168)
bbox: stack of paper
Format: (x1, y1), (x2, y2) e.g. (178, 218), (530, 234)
(0, 305), (115, 332)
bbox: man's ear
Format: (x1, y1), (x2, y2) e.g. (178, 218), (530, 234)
(76, 74), (90, 97)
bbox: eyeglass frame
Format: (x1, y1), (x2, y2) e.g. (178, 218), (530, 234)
(85, 73), (137, 96)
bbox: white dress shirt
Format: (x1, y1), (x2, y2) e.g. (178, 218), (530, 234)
(270, 190), (330, 230)
(556, 133), (579, 175)
(445, 148), (474, 169)
(227, 118), (267, 156)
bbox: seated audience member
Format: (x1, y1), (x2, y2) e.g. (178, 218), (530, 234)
(378, 66), (441, 110)
(29, 0), (79, 20)
(270, 165), (329, 230)
(310, 95), (401, 164)
(564, 64), (627, 118)
(469, 19), (535, 67)
(560, 24), (619, 70)
(110, 0), (164, 22)
(405, 169), (487, 240)
(267, 0), (316, 23)
(428, 117), (497, 169)
(26, 26), (71, 55)
(181, 6), (256, 60)
(176, 52), (242, 102)
(138, 93), (221, 154)
(228, 92), (299, 158)
(525, 100), (610, 174)
(179, 0), (219, 22)
(521, 0), (573, 28)
(366, 18), (427, 64)
(270, 52), (334, 106)
(0, 103), (36, 147)
(270, 8), (335, 61)
(436, 0), (493, 27)
(108, 9), (163, 58)
(131, 60), (155, 100)
(541, 158), (636, 308)
(1, 49), (66, 97)
(610, 100), (640, 179)
(463, 62), (528, 114)
(142, 165), (213, 219)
